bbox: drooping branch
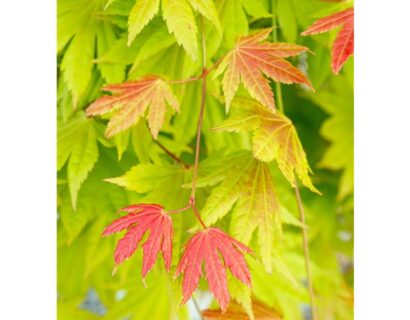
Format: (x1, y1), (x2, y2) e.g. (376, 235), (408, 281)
(167, 18), (209, 227)
(188, 17), (209, 229)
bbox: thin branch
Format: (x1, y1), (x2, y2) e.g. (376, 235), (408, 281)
(154, 140), (190, 168)
(167, 202), (191, 214)
(294, 181), (318, 320)
(189, 17), (208, 229)
(168, 74), (203, 84)
(167, 54), (225, 85)
(190, 198), (207, 229)
(270, 1), (317, 319)
(191, 18), (207, 201)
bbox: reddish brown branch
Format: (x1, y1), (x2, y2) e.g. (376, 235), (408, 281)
(154, 140), (190, 168)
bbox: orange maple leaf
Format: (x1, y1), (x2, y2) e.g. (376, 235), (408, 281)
(214, 28), (313, 112)
(86, 76), (179, 139)
(302, 7), (354, 74)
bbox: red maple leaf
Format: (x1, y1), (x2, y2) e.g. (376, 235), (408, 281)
(102, 203), (173, 279)
(175, 227), (252, 312)
(302, 7), (354, 74)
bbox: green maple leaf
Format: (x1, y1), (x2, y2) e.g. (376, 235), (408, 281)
(58, 113), (99, 209)
(125, 0), (222, 61)
(58, 0), (121, 106)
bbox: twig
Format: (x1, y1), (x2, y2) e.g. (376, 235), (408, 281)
(188, 17), (209, 229)
(191, 18), (207, 201)
(167, 54), (225, 85)
(154, 140), (190, 168)
(168, 74), (203, 84)
(167, 202), (191, 214)
(190, 198), (207, 229)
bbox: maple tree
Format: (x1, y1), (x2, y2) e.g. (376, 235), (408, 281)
(57, 0), (354, 319)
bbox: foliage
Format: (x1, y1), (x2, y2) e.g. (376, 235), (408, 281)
(57, 0), (354, 319)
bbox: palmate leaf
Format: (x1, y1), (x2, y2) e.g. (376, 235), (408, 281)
(302, 7), (354, 74)
(57, 113), (99, 208)
(86, 76), (179, 139)
(102, 204), (173, 279)
(214, 97), (319, 193)
(214, 28), (312, 111)
(199, 152), (282, 273)
(175, 227), (252, 312)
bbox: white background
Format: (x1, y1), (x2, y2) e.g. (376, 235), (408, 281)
(0, 0), (409, 318)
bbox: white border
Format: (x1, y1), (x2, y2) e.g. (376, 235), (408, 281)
(0, 0), (56, 318)
(356, 1), (410, 319)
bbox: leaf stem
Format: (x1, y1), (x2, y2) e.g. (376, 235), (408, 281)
(271, 1), (317, 319)
(190, 199), (207, 230)
(167, 202), (191, 215)
(167, 54), (224, 85)
(154, 140), (190, 168)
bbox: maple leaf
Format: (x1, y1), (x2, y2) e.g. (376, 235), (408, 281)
(202, 299), (282, 319)
(57, 112), (99, 209)
(199, 153), (282, 273)
(175, 227), (252, 312)
(86, 76), (179, 139)
(214, 97), (320, 193)
(214, 28), (312, 111)
(102, 203), (173, 278)
(301, 7), (354, 74)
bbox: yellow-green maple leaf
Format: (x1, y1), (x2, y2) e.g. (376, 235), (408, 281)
(214, 97), (320, 193)
(162, 0), (199, 60)
(127, 0), (160, 46)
